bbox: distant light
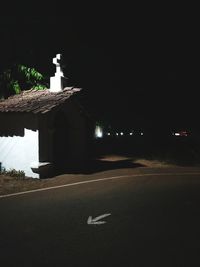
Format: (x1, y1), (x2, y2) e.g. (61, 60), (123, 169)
(95, 126), (103, 138)
(174, 131), (188, 137)
(107, 132), (111, 136)
(116, 133), (119, 136)
(141, 132), (144, 136)
(129, 132), (133, 135)
(120, 132), (123, 135)
(180, 131), (188, 136)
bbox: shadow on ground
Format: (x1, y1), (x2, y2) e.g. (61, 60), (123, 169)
(48, 135), (200, 178)
(53, 159), (145, 176)
(93, 135), (200, 167)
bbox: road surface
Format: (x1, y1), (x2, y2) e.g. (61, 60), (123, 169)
(1, 168), (200, 266)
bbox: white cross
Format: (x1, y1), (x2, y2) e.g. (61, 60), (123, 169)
(50, 54), (65, 91)
(53, 54), (64, 77)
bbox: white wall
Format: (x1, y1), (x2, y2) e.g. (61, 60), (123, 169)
(0, 129), (39, 178)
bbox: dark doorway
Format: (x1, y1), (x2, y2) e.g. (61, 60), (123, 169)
(53, 111), (69, 172)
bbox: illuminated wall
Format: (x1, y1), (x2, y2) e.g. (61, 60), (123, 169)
(0, 129), (39, 178)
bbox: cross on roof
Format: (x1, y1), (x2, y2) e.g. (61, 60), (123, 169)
(50, 53), (65, 92)
(53, 54), (64, 77)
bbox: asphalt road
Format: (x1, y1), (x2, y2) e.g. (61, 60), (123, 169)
(1, 168), (200, 267)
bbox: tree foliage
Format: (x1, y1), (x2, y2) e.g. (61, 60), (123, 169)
(0, 64), (48, 98)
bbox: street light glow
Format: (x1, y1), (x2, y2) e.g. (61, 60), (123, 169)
(95, 126), (103, 138)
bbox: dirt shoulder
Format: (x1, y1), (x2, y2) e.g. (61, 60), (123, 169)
(0, 156), (198, 197)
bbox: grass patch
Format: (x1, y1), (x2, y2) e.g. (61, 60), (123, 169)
(0, 168), (25, 179)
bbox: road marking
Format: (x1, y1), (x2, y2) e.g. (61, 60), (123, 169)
(87, 213), (111, 225)
(1, 172), (200, 199)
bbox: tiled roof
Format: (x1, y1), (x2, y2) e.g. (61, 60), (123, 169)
(0, 87), (81, 114)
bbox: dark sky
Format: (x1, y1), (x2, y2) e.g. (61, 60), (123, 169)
(0, 4), (199, 131)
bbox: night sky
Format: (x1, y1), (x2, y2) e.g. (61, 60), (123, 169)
(0, 4), (199, 131)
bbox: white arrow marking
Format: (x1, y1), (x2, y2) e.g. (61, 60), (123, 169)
(87, 213), (111, 225)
